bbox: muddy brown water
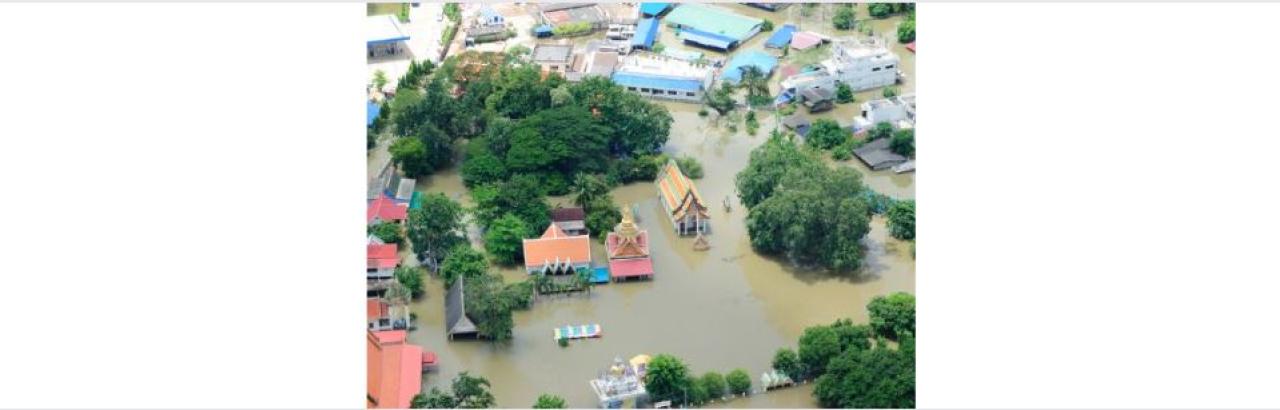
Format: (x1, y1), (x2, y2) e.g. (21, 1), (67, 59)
(369, 6), (915, 408)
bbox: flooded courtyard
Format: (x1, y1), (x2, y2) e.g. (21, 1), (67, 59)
(369, 5), (916, 407)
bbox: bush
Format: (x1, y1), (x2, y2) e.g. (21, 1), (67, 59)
(395, 266), (424, 296)
(761, 19), (775, 32)
(675, 155), (704, 179)
(726, 369), (752, 395)
(369, 221), (403, 245)
(869, 3), (894, 18)
(772, 348), (803, 380)
(836, 82), (854, 104)
(698, 108), (709, 117)
(883, 86), (900, 98)
(700, 372), (727, 399)
(805, 119), (851, 150)
(833, 6), (856, 30)
(553, 21), (592, 37)
(533, 394), (567, 408)
(887, 200), (916, 240)
(898, 18), (915, 43)
(890, 129), (914, 157)
(745, 110), (759, 135)
(868, 122), (894, 141)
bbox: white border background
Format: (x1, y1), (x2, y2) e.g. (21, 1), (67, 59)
(1, 2), (1279, 408)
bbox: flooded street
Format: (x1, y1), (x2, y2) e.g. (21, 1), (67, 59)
(370, 6), (916, 408)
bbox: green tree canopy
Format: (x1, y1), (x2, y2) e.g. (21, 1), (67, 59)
(532, 394), (567, 409)
(484, 213), (529, 265)
(394, 266), (424, 296)
(471, 175), (551, 232)
(584, 199), (621, 240)
(452, 372), (496, 408)
(644, 354), (692, 405)
(571, 173), (611, 209)
(798, 324), (842, 378)
(700, 371), (727, 399)
(887, 199), (915, 240)
(833, 6), (856, 30)
(890, 129), (914, 157)
(440, 245), (487, 288)
(744, 163), (871, 271)
(735, 135), (827, 209)
(868, 122), (895, 141)
(568, 76), (672, 156)
(836, 82), (855, 104)
(772, 348), (803, 380)
(806, 118), (852, 150)
(465, 273), (518, 341)
(369, 221), (403, 245)
(406, 193), (466, 265)
(411, 387), (457, 408)
(505, 105), (612, 186)
(897, 17), (915, 43)
(868, 292), (916, 339)
(813, 345), (915, 408)
(726, 369), (752, 396)
(675, 155), (704, 179)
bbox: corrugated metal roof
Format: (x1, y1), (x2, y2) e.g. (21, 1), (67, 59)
(678, 28), (736, 50)
(633, 17), (659, 48)
(367, 15), (409, 45)
(664, 3), (762, 41)
(765, 24), (796, 48)
(611, 71), (702, 92)
(639, 3), (670, 17)
(367, 101), (381, 126)
(721, 50), (778, 83)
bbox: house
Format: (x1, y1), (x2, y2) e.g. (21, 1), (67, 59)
(765, 24), (797, 49)
(477, 6), (505, 27)
(612, 55), (714, 102)
(664, 4), (764, 50)
(853, 93), (916, 131)
(368, 298), (394, 331)
(532, 44), (576, 75)
(367, 15), (409, 59)
(631, 18), (659, 50)
(782, 115), (812, 136)
(367, 194), (408, 226)
(522, 224), (592, 274)
(656, 159), (709, 235)
(551, 207), (588, 236)
(367, 329), (425, 409)
(853, 138), (908, 171)
(606, 207), (654, 281)
(801, 87), (835, 113)
(445, 277), (478, 339)
(539, 3), (608, 32)
(367, 243), (399, 281)
(571, 43), (619, 82)
(781, 38), (900, 94)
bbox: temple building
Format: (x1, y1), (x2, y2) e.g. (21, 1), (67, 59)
(655, 159), (709, 235)
(605, 206), (654, 281)
(522, 223), (592, 274)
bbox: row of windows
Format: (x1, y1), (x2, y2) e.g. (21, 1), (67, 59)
(625, 86), (697, 97)
(871, 64), (896, 72)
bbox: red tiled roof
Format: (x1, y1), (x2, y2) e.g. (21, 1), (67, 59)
(367, 330), (422, 409)
(906, 42), (915, 53)
(368, 244), (399, 270)
(367, 195), (408, 224)
(367, 298), (389, 321)
(522, 224), (591, 269)
(606, 230), (650, 259)
(609, 257), (654, 278)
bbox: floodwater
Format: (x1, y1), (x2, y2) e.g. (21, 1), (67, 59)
(372, 5), (917, 408)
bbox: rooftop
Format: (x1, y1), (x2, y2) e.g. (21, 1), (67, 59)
(664, 4), (764, 42)
(853, 138), (908, 169)
(721, 50), (778, 84)
(551, 207), (586, 222)
(522, 224), (592, 270)
(616, 55), (711, 79)
(367, 194), (408, 224)
(532, 44), (574, 64)
(366, 330), (423, 409)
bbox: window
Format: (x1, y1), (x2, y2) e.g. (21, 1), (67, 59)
(668, 90), (677, 95)
(686, 92), (696, 97)
(872, 67), (882, 72)
(884, 65), (895, 70)
(640, 88), (650, 93)
(628, 87), (637, 91)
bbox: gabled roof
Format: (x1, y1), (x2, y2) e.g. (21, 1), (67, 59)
(606, 207), (650, 259)
(367, 194), (408, 224)
(522, 224), (592, 269)
(765, 24), (797, 48)
(551, 207), (586, 222)
(367, 330), (423, 409)
(445, 278), (477, 336)
(633, 17), (659, 48)
(656, 159), (708, 220)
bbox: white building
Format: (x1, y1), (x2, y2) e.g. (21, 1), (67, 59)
(853, 93), (916, 132)
(781, 38), (900, 94)
(611, 54), (714, 102)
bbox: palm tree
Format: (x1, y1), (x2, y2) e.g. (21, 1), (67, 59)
(383, 281), (413, 328)
(740, 66), (770, 107)
(571, 173), (609, 209)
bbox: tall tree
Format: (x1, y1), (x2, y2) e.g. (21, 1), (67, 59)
(798, 325), (842, 377)
(464, 273), (516, 341)
(484, 213), (529, 265)
(406, 193), (466, 267)
(726, 369), (752, 396)
(452, 372), (496, 408)
(645, 354), (693, 405)
(772, 348), (803, 380)
(868, 292), (916, 339)
(571, 173), (611, 209)
(440, 245), (487, 288)
(813, 346), (915, 408)
(887, 199), (915, 240)
(471, 175), (551, 231)
(411, 388), (457, 409)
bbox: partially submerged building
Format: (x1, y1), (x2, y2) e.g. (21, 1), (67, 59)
(532, 44), (576, 75)
(569, 42), (620, 82)
(367, 194), (408, 226)
(366, 330), (425, 409)
(656, 159), (709, 235)
(605, 207), (654, 281)
(551, 206), (588, 236)
(765, 24), (797, 49)
(721, 50), (778, 84)
(445, 278), (478, 339)
(612, 55), (714, 102)
(781, 38), (900, 95)
(782, 115), (812, 136)
(631, 17), (659, 50)
(853, 138), (908, 171)
(664, 3), (764, 51)
(800, 87), (835, 113)
(853, 93), (916, 131)
(522, 224), (592, 274)
(367, 15), (409, 59)
(367, 243), (399, 281)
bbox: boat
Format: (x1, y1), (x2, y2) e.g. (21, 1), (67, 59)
(554, 324), (602, 340)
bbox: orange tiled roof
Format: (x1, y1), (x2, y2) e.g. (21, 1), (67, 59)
(367, 330), (422, 409)
(522, 223), (591, 269)
(656, 160), (708, 219)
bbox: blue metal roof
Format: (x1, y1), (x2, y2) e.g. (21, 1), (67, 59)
(534, 24), (553, 34)
(678, 27), (736, 51)
(765, 24), (796, 48)
(639, 2), (671, 17)
(721, 50), (778, 83)
(633, 18), (659, 48)
(612, 72), (703, 93)
(367, 101), (381, 127)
